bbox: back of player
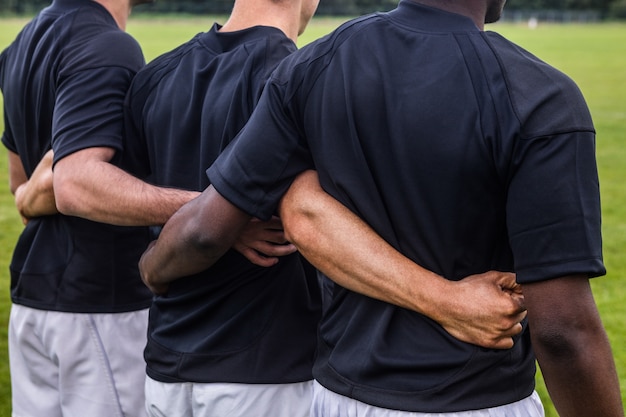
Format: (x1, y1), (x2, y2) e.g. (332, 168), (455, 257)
(0, 1), (152, 416)
(122, 7), (321, 417)
(206, 1), (615, 415)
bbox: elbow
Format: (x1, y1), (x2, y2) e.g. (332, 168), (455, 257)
(281, 204), (315, 247)
(279, 194), (319, 245)
(531, 327), (578, 359)
(193, 228), (233, 258)
(52, 174), (82, 216)
(530, 316), (604, 362)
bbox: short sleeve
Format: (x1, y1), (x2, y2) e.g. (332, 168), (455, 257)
(207, 77), (313, 220)
(52, 65), (135, 164)
(507, 130), (605, 283)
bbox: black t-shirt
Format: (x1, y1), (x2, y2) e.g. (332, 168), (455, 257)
(208, 1), (605, 412)
(123, 25), (321, 384)
(0, 0), (151, 313)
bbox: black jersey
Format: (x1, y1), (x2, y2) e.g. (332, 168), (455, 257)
(208, 1), (605, 412)
(123, 25), (321, 384)
(0, 0), (151, 313)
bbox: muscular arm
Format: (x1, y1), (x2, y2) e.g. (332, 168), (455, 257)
(139, 185), (252, 294)
(53, 147), (199, 226)
(524, 275), (624, 416)
(14, 149), (57, 222)
(279, 170), (527, 349)
(53, 147), (293, 267)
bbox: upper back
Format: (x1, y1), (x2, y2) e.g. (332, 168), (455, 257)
(123, 24), (296, 191)
(0, 0), (143, 174)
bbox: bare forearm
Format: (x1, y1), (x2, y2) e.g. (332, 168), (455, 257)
(280, 171), (526, 349)
(68, 170), (198, 226)
(279, 173), (443, 313)
(525, 276), (624, 416)
(15, 149), (57, 219)
(8, 150), (28, 195)
(536, 332), (623, 416)
(15, 177), (57, 219)
(54, 152), (198, 226)
(139, 185), (252, 293)
(281, 192), (448, 314)
(139, 202), (229, 292)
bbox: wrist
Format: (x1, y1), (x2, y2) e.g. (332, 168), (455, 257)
(408, 271), (451, 319)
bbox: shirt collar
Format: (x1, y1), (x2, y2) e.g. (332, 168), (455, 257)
(386, 0), (481, 33)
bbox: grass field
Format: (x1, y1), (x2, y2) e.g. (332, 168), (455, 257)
(1, 14), (625, 416)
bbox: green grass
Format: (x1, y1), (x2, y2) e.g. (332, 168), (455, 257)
(1, 16), (626, 416)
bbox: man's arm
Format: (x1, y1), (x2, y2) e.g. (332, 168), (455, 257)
(8, 150), (27, 195)
(53, 147), (294, 266)
(14, 150), (57, 223)
(139, 184), (253, 294)
(279, 170), (527, 349)
(53, 147), (198, 226)
(524, 275), (624, 416)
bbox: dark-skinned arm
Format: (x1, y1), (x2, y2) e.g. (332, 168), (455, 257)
(524, 275), (623, 416)
(139, 185), (253, 294)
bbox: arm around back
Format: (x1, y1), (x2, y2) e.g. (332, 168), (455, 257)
(8, 149), (28, 196)
(279, 170), (527, 349)
(14, 149), (57, 222)
(139, 185), (253, 294)
(53, 146), (199, 226)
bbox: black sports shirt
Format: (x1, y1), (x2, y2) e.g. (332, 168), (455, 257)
(208, 1), (605, 411)
(0, 0), (152, 313)
(123, 25), (321, 384)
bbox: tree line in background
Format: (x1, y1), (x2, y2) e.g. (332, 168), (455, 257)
(0, 0), (625, 20)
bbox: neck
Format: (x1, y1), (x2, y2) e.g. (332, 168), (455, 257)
(411, 0), (486, 29)
(220, 0), (302, 43)
(92, 0), (131, 30)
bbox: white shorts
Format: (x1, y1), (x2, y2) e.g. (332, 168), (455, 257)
(145, 376), (313, 417)
(311, 380), (545, 417)
(9, 304), (149, 417)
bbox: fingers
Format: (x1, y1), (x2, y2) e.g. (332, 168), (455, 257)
(254, 242), (297, 257)
(480, 320), (525, 350)
(243, 217), (289, 245)
(236, 247), (279, 267)
(258, 229), (290, 245)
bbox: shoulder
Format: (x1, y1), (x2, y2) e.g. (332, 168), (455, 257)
(274, 13), (383, 79)
(128, 34), (207, 108)
(87, 29), (144, 68)
(484, 32), (593, 136)
(59, 6), (144, 73)
(266, 13), (382, 104)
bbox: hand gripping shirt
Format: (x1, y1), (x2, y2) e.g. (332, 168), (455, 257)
(122, 25), (321, 384)
(0, 0), (151, 312)
(208, 1), (605, 412)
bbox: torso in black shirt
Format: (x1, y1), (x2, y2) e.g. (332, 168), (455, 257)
(0, 0), (151, 313)
(208, 2), (604, 411)
(123, 25), (321, 384)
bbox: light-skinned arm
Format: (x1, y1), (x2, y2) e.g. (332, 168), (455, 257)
(14, 149), (57, 223)
(524, 275), (624, 416)
(53, 147), (198, 226)
(278, 170), (527, 349)
(53, 147), (295, 265)
(140, 170), (526, 349)
(8, 150), (28, 196)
